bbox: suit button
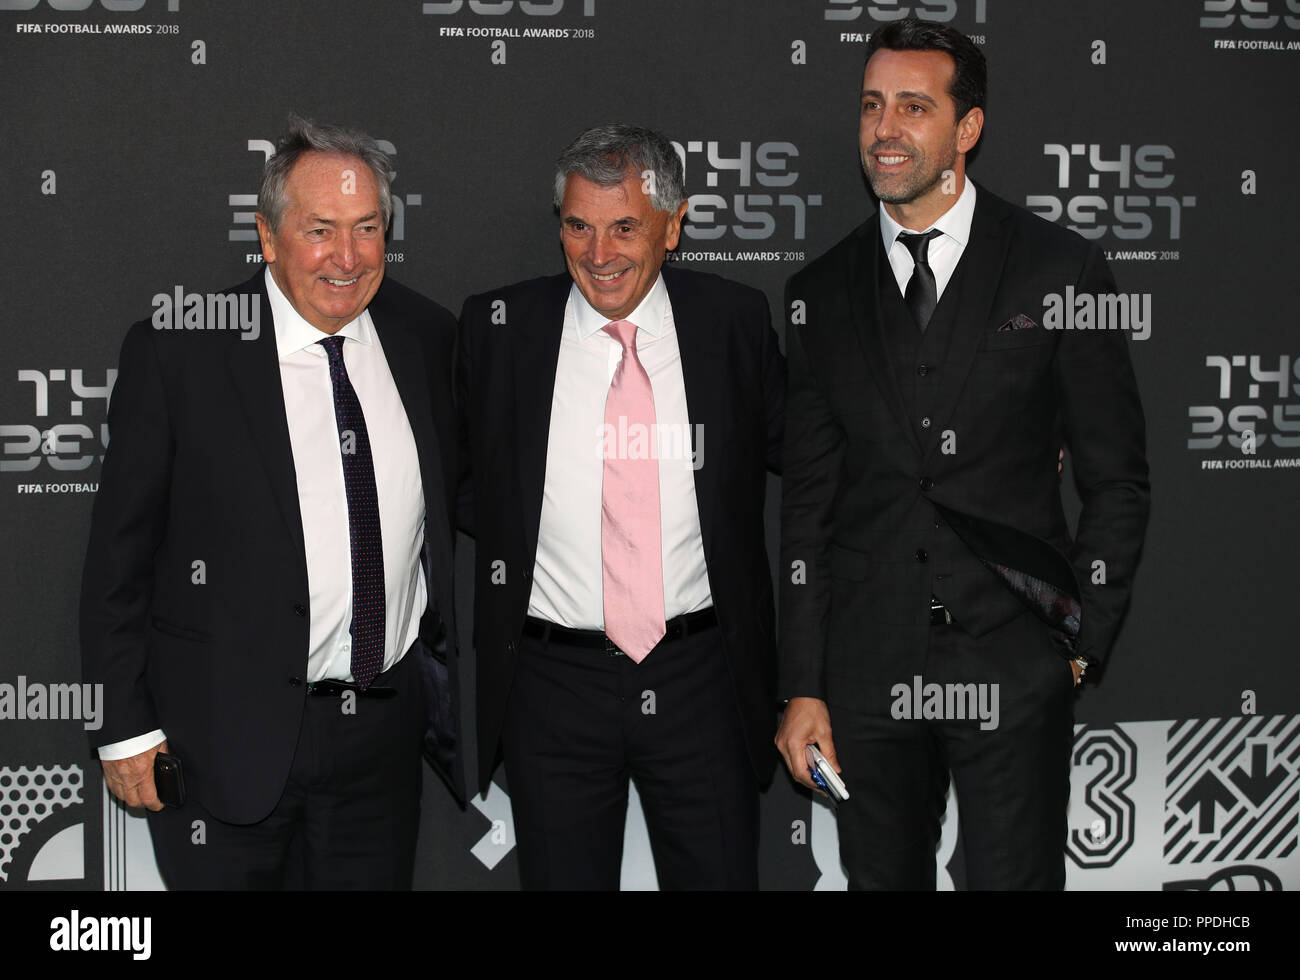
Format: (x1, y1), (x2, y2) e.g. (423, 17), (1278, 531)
(917, 364), (930, 376)
(920, 417), (932, 429)
(293, 603), (306, 617)
(523, 569), (532, 581)
(289, 676), (303, 687)
(934, 518), (943, 529)
(919, 477), (934, 492)
(507, 641), (515, 654)
(915, 549), (929, 563)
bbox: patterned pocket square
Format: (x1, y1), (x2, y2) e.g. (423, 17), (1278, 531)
(996, 313), (1038, 332)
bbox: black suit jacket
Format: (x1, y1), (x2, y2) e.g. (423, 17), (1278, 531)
(779, 184), (1150, 702)
(457, 265), (785, 794)
(80, 272), (465, 823)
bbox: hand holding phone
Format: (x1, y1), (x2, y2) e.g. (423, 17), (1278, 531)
(153, 751), (186, 808)
(805, 744), (849, 804)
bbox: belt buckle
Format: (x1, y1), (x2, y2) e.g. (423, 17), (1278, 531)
(603, 636), (625, 657)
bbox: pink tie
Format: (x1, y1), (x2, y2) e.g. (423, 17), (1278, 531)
(601, 319), (666, 663)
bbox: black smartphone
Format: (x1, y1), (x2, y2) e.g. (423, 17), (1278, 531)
(154, 751), (186, 808)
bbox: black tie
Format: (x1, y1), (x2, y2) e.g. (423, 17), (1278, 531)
(319, 336), (385, 689)
(899, 229), (943, 331)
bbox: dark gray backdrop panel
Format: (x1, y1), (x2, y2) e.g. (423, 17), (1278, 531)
(1, 0), (1295, 891)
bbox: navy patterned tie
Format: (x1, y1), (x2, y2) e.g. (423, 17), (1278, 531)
(320, 336), (385, 689)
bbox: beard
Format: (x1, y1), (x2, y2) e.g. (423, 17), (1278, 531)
(861, 138), (958, 205)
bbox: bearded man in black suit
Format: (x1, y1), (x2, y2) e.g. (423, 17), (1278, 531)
(776, 20), (1149, 889)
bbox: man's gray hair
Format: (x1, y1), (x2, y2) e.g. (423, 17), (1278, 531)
(553, 124), (686, 214)
(257, 114), (393, 233)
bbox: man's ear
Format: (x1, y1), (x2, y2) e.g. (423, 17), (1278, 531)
(255, 213), (276, 265)
(665, 199), (689, 252)
(957, 107), (984, 155)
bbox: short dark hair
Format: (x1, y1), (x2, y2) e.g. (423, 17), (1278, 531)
(258, 114), (393, 233)
(863, 17), (986, 122)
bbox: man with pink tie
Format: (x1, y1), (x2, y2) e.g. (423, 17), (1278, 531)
(458, 124), (784, 889)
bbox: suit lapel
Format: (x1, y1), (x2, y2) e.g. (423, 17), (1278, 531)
(664, 266), (725, 563)
(847, 218), (923, 457)
(513, 275), (571, 562)
(225, 274), (307, 562)
(925, 187), (1012, 463)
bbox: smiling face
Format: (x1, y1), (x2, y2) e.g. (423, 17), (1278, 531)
(256, 151), (385, 334)
(859, 47), (983, 229)
(559, 170), (687, 322)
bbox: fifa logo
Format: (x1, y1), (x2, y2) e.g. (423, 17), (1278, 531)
(673, 141), (821, 241)
(1, 369), (114, 473)
(421, 1), (595, 15)
(824, 0), (987, 22)
(1026, 143), (1196, 242)
(1188, 354), (1300, 453)
(1199, 0), (1300, 29)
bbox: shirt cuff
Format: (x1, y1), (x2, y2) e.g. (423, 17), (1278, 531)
(97, 730), (166, 761)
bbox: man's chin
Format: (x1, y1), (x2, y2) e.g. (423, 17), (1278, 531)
(308, 299), (378, 331)
(577, 285), (633, 319)
(866, 176), (917, 205)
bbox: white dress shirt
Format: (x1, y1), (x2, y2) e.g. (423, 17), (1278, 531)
(528, 273), (712, 629)
(879, 177), (977, 302)
(98, 270), (427, 761)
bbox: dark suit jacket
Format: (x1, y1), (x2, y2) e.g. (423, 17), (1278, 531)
(779, 184), (1150, 703)
(80, 272), (465, 824)
(457, 265), (785, 794)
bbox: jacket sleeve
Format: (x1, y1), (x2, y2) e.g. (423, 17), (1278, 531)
(1054, 244), (1151, 665)
(79, 320), (174, 748)
(777, 273), (845, 701)
(454, 295), (479, 539)
(758, 288), (786, 476)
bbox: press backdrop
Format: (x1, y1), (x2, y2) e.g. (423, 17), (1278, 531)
(1, 0), (1297, 891)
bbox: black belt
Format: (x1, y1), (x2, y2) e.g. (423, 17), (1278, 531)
(305, 678), (397, 699)
(930, 596), (954, 627)
(523, 607), (718, 656)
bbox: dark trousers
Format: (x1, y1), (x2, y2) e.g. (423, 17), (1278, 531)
(502, 623), (758, 890)
(830, 612), (1075, 890)
(146, 651), (425, 889)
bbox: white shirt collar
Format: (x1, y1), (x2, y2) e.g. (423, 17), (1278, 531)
(264, 266), (375, 358)
(879, 177), (977, 252)
(569, 270), (668, 342)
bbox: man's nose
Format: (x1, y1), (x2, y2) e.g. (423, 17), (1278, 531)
(875, 105), (902, 141)
(589, 230), (616, 266)
(333, 233), (357, 270)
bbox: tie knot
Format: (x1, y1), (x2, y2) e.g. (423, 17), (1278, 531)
(319, 335), (345, 361)
(898, 229), (942, 265)
(603, 319), (639, 350)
